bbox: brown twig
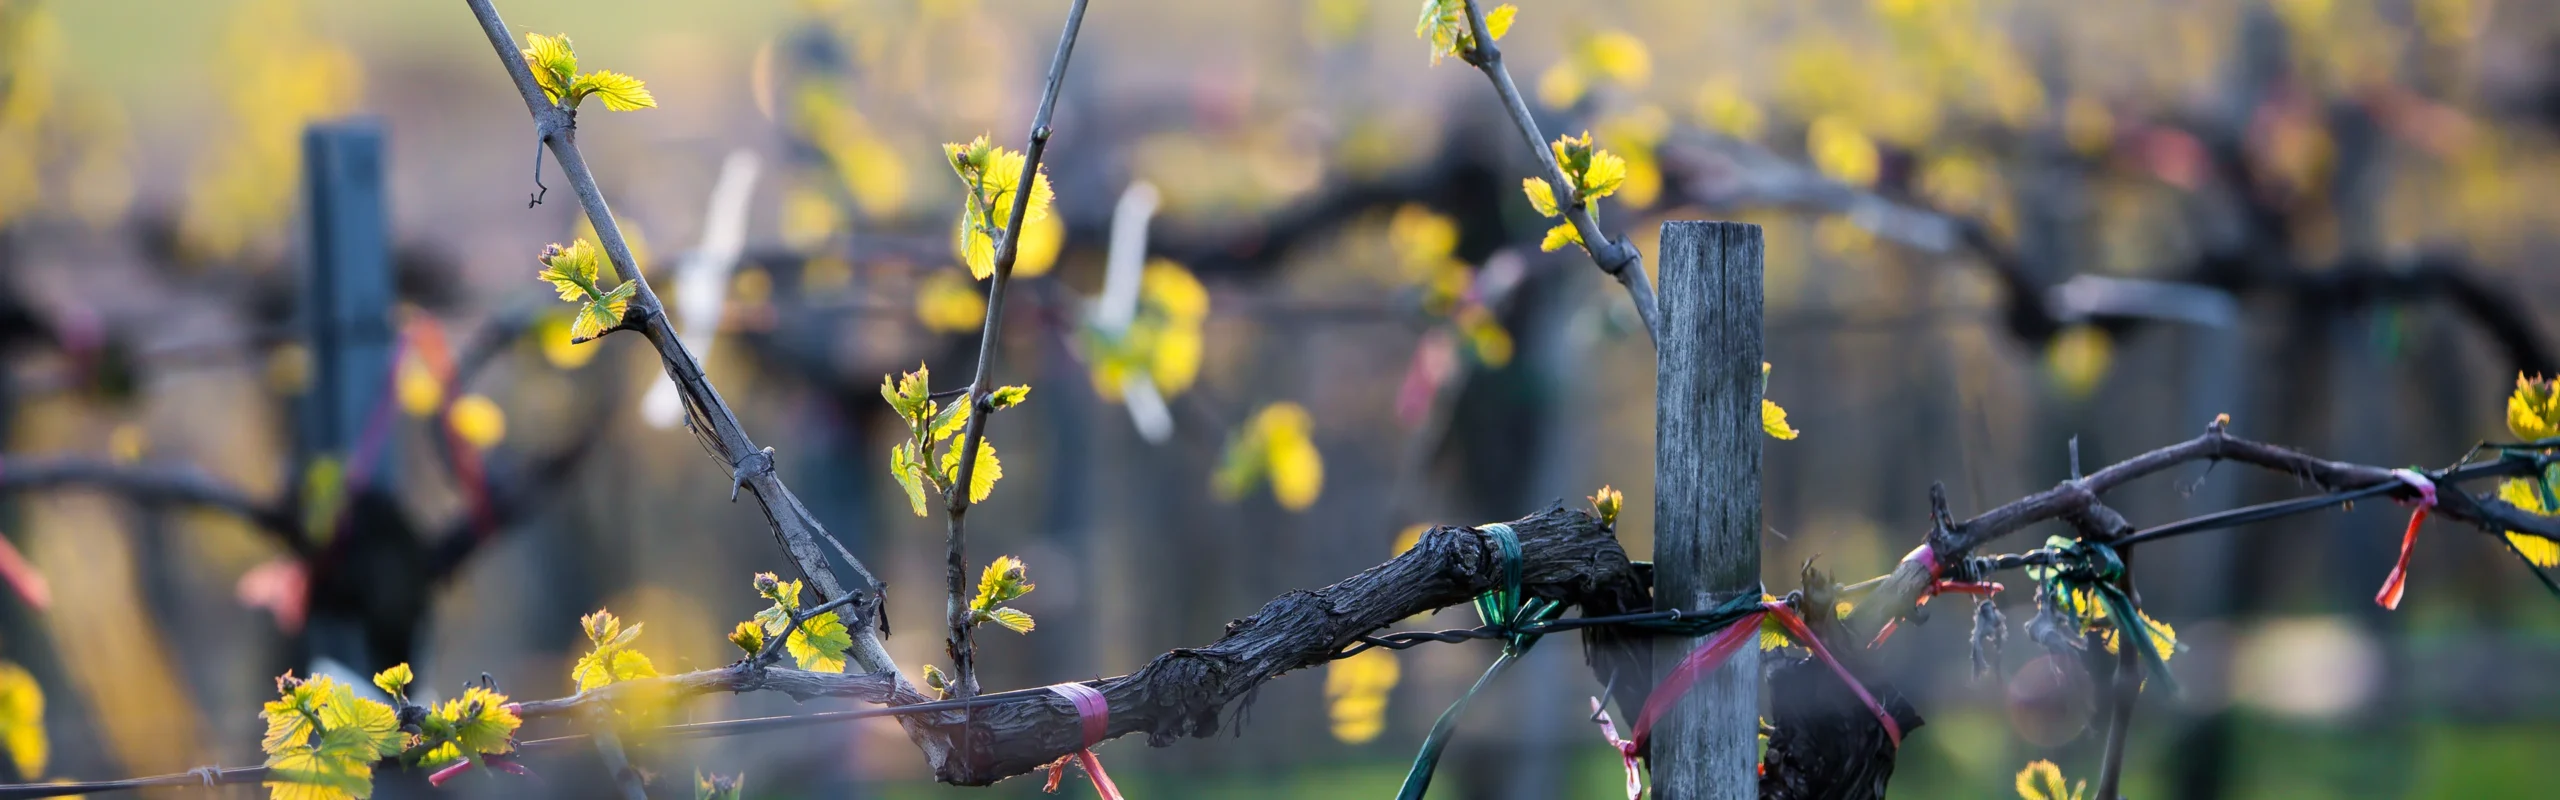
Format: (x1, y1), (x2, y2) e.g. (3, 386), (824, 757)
(457, 0), (938, 766)
(938, 0), (1091, 703)
(1454, 0), (1661, 344)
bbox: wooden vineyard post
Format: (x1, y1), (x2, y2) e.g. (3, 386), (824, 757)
(1651, 221), (1766, 799)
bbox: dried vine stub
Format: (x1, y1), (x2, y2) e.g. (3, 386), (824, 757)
(2005, 653), (2094, 747)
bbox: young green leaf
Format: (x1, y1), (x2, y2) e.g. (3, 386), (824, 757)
(1414, 1), (1515, 64)
(569, 70), (656, 111)
(890, 442), (931, 517)
(943, 135), (1055, 279)
(370, 664), (412, 701)
(1539, 223), (1578, 252)
(430, 686), (522, 757)
(1521, 177), (1560, 217)
(941, 440), (1002, 504)
(2511, 374), (2558, 441)
(517, 33), (655, 113)
(971, 555), (1035, 611)
(521, 33), (578, 104)
(783, 611), (853, 672)
(728, 621), (766, 656)
(988, 385), (1031, 410)
(571, 609), (660, 692)
(981, 607), (1036, 634)
(929, 400), (970, 443)
(1762, 399), (1799, 440)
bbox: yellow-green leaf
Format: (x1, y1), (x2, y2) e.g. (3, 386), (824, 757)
(571, 70), (655, 111)
(537, 239), (603, 302)
(972, 555), (1034, 611)
(2511, 531), (2560, 569)
(2510, 374), (2558, 441)
(982, 606), (1035, 634)
(941, 440), (1002, 504)
(1484, 4), (1517, 41)
(571, 280), (637, 342)
(728, 620), (766, 655)
(521, 33), (578, 104)
(315, 688), (402, 760)
(890, 443), (930, 517)
(785, 611), (852, 673)
(988, 385), (1031, 410)
(432, 686), (522, 756)
(1540, 223), (1579, 252)
(263, 745), (373, 800)
(1763, 399), (1799, 440)
(1521, 177), (1560, 217)
(1580, 148), (1628, 200)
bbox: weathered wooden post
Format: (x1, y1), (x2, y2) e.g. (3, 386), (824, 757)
(1652, 221), (1764, 799)
(298, 119), (397, 481)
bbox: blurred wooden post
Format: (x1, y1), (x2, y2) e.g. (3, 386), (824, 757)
(1652, 221), (1764, 799)
(297, 119), (397, 482)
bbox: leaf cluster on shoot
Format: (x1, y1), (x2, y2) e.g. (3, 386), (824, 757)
(881, 365), (1029, 516)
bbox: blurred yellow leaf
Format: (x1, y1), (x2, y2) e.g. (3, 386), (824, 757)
(1215, 403), (1323, 511)
(778, 185), (840, 251)
(0, 662), (44, 777)
(448, 394), (507, 450)
(2044, 325), (2113, 399)
(107, 423), (147, 465)
(1393, 524), (1427, 556)
(1695, 78), (1766, 141)
(1388, 204), (1460, 271)
(1807, 115), (1880, 187)
(535, 311), (600, 370)
(1015, 213), (1064, 278)
(396, 357), (442, 418)
(1324, 648), (1400, 744)
(916, 271), (987, 334)
(2062, 95), (2114, 155)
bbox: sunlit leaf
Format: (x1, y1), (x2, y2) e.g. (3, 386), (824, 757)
(431, 686), (521, 756)
(981, 607), (1035, 634)
(370, 664), (412, 701)
(521, 33), (577, 104)
(988, 385), (1031, 410)
(890, 443), (929, 517)
(2510, 374), (2558, 441)
(1540, 223), (1579, 252)
(940, 441), (1002, 504)
(570, 70), (655, 111)
(1521, 177), (1560, 217)
(784, 611), (852, 672)
(971, 556), (1035, 612)
(1762, 399), (1799, 440)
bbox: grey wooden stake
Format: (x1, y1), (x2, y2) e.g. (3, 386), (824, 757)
(297, 119), (397, 482)
(1652, 220), (1765, 800)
